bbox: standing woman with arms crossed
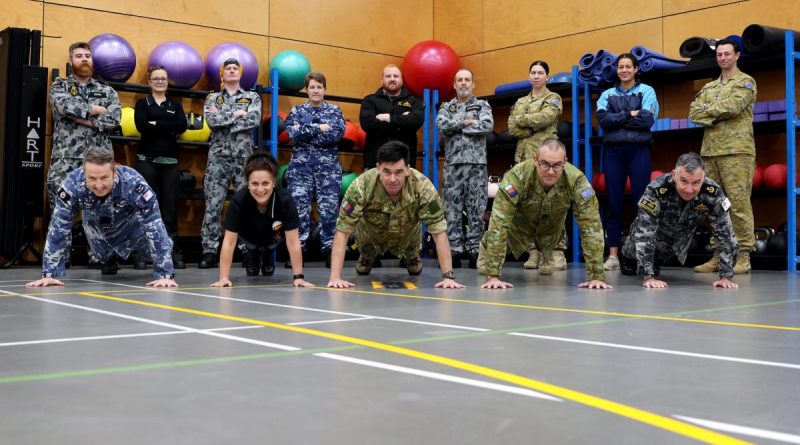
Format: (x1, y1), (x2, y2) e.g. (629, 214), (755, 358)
(507, 60), (567, 270)
(596, 53), (659, 270)
(134, 66), (188, 268)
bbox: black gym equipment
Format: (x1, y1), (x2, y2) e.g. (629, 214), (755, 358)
(679, 37), (717, 60)
(742, 24), (800, 55)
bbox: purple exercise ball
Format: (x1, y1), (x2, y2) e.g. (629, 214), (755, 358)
(147, 41), (204, 89)
(89, 33), (137, 82)
(204, 42), (259, 89)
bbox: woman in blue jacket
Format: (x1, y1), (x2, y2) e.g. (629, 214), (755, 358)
(596, 53), (659, 270)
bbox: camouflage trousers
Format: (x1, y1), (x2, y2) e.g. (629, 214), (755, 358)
(47, 157), (84, 208)
(356, 225), (422, 260)
(704, 154), (755, 252)
(201, 153), (246, 254)
(286, 148), (342, 252)
(443, 163), (487, 254)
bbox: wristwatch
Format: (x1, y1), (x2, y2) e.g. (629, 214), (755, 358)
(293, 274), (305, 280)
(441, 271), (455, 280)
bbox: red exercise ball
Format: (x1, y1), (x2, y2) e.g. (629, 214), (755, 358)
(592, 172), (606, 193)
(342, 120), (358, 143)
(752, 168), (763, 188)
(625, 178), (632, 193)
(763, 163), (787, 188)
(650, 170), (664, 181)
(402, 40), (460, 99)
(355, 125), (367, 150)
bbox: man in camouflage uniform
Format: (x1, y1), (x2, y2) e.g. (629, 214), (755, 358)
(48, 41), (121, 207)
(26, 147), (177, 288)
(327, 141), (464, 289)
(435, 68), (494, 269)
(689, 38), (756, 275)
(621, 152), (739, 288)
(478, 138), (610, 289)
(199, 58), (262, 268)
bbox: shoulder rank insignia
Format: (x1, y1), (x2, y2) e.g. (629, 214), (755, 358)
(656, 187), (669, 197)
(57, 187), (71, 204)
(69, 85), (78, 96)
(216, 95), (224, 105)
(705, 185), (717, 194)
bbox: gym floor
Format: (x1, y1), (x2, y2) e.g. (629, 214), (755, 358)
(1, 260), (798, 444)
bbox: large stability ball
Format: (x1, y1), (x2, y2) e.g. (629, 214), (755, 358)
(147, 41), (204, 89)
(120, 107), (139, 137)
(179, 112), (211, 143)
(269, 50), (311, 91)
(205, 42), (259, 89)
(763, 163), (787, 188)
(89, 34), (137, 82)
(402, 40), (460, 99)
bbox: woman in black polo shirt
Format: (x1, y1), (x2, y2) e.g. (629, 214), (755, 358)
(134, 66), (187, 268)
(210, 152), (311, 287)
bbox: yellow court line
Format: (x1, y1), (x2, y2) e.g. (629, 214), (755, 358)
(74, 291), (749, 444)
(316, 288), (800, 332)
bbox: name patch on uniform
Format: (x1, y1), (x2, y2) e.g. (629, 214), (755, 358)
(341, 200), (354, 214)
(466, 105), (481, 112)
(638, 195), (658, 215)
(89, 92), (107, 99)
(69, 85), (78, 96)
(215, 95), (224, 105)
(503, 184), (518, 197)
(721, 197), (731, 211)
(580, 188), (594, 200)
(236, 98), (251, 104)
(57, 187), (71, 204)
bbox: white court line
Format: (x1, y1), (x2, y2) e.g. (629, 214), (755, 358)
(288, 317), (373, 326)
(0, 290), (298, 351)
(508, 332), (800, 370)
(81, 279), (490, 332)
(675, 415), (800, 444)
(0, 325), (264, 348)
(316, 353), (561, 402)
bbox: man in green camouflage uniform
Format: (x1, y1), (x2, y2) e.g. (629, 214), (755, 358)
(48, 42), (121, 207)
(198, 58), (262, 268)
(689, 38), (756, 275)
(327, 141), (464, 289)
(478, 138), (610, 289)
(621, 152), (739, 288)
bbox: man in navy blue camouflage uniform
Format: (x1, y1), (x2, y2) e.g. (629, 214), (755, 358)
(285, 72), (346, 265)
(27, 147), (177, 288)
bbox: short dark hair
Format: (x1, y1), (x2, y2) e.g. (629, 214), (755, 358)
(69, 42), (91, 57)
(675, 152), (705, 173)
(615, 53), (639, 69)
(529, 60), (550, 74)
(716, 38), (740, 53)
(83, 147), (115, 167)
(376, 140), (410, 166)
(305, 71), (327, 88)
(538, 138), (567, 155)
(147, 65), (168, 79)
(244, 151), (279, 181)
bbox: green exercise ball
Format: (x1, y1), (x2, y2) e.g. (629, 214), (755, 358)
(341, 171), (357, 196)
(277, 164), (289, 188)
(269, 50), (311, 91)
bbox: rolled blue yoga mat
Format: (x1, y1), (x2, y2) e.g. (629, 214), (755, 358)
(580, 53), (595, 68)
(601, 64), (617, 83)
(494, 79), (531, 95)
(639, 56), (687, 73)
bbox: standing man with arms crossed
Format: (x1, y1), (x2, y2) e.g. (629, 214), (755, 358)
(689, 38), (756, 275)
(435, 68), (493, 269)
(199, 58), (262, 268)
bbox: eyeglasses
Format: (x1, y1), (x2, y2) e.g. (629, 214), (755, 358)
(537, 160), (566, 172)
(150, 77), (168, 83)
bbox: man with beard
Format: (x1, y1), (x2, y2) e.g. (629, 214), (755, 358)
(48, 42), (121, 208)
(435, 68), (493, 269)
(359, 64), (425, 170)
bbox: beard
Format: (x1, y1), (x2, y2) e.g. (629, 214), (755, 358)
(73, 62), (93, 78)
(457, 89), (471, 99)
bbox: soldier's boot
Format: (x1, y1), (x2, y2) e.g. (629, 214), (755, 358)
(604, 256), (620, 271)
(132, 251), (147, 270)
(619, 254), (637, 276)
(524, 249), (540, 269)
(101, 254), (119, 276)
(172, 246), (186, 270)
(323, 250), (332, 269)
(405, 257), (423, 276)
(539, 253), (554, 275)
(451, 253), (462, 269)
(552, 251), (567, 271)
(261, 249), (275, 276)
(242, 250), (260, 276)
(356, 254), (374, 275)
(693, 255), (719, 273)
(467, 251), (479, 269)
(198, 252), (218, 269)
(733, 251), (751, 274)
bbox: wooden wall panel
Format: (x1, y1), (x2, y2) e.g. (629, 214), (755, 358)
(44, 0), (269, 34)
(483, 0), (661, 51)
(663, 0), (740, 16)
(433, 0), (483, 55)
(269, 0), (433, 56)
(0, 0), (43, 31)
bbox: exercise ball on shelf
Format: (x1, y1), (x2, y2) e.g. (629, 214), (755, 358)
(277, 164), (289, 188)
(147, 41), (204, 89)
(120, 107), (139, 137)
(650, 170), (664, 181)
(592, 172), (606, 193)
(402, 40), (460, 99)
(89, 33), (136, 82)
(752, 167), (763, 189)
(340, 171), (358, 197)
(205, 42), (260, 89)
(763, 163), (787, 189)
(179, 112), (211, 142)
(339, 121), (359, 150)
(355, 125), (367, 150)
(262, 111), (287, 141)
(269, 50), (311, 91)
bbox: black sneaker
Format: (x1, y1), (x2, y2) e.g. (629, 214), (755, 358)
(132, 251), (147, 270)
(261, 249), (275, 276)
(243, 250), (261, 276)
(451, 253), (462, 269)
(88, 259), (102, 269)
(198, 252), (218, 269)
(468, 252), (479, 269)
(101, 255), (119, 275)
(619, 254), (637, 276)
(323, 250), (332, 269)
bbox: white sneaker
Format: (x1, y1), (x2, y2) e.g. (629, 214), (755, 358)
(604, 256), (620, 270)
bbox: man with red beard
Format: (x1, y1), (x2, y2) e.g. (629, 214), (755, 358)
(48, 42), (121, 208)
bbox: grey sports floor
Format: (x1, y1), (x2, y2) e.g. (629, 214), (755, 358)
(1, 260), (799, 445)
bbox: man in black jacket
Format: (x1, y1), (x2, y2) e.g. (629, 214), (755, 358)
(359, 65), (425, 169)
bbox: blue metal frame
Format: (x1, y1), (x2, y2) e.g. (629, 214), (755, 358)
(570, 66), (582, 263)
(259, 69), (280, 158)
(785, 30), (799, 271)
(423, 89), (431, 178)
(432, 89), (441, 189)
